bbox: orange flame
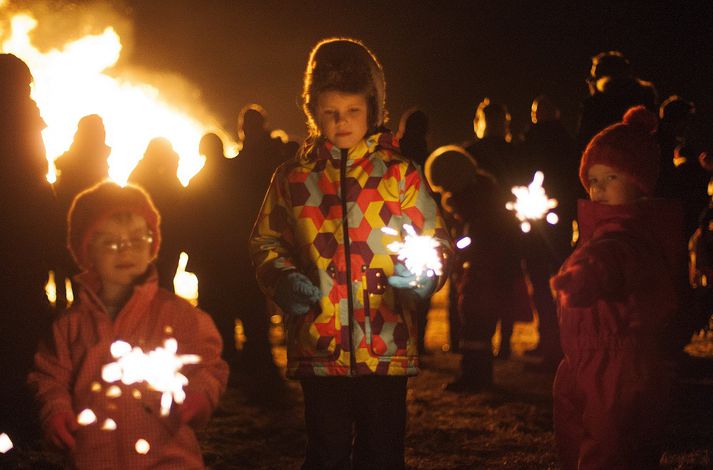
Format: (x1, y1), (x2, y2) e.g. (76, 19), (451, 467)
(2, 11), (236, 187)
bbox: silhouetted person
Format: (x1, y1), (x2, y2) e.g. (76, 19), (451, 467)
(129, 137), (185, 291)
(465, 98), (524, 357)
(0, 53), (57, 444)
(185, 133), (241, 362)
(231, 105), (287, 381)
(54, 114), (111, 305)
(397, 108), (430, 167)
(397, 108), (433, 355)
(426, 146), (529, 392)
(520, 95), (576, 366)
(657, 96), (708, 238)
(577, 51), (657, 151)
(55, 115), (111, 207)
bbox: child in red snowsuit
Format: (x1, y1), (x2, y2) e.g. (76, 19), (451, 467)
(550, 106), (685, 469)
(28, 182), (228, 469)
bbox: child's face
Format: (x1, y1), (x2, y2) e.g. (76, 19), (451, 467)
(316, 91), (368, 149)
(587, 164), (642, 205)
(87, 213), (153, 290)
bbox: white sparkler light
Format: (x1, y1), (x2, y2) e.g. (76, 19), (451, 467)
(77, 409), (97, 426)
(506, 171), (558, 233)
(0, 433), (13, 454)
(101, 338), (201, 417)
(455, 236), (472, 250)
(381, 224), (442, 278)
(135, 438), (150, 454)
(101, 419), (117, 431)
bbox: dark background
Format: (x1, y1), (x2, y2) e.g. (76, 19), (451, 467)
(7, 0), (713, 148)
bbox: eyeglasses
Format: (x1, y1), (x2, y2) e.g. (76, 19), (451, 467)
(94, 233), (154, 253)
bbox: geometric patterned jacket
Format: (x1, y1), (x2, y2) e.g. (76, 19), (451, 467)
(250, 132), (452, 378)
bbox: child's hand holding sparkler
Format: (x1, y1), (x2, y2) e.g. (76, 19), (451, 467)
(46, 411), (77, 450)
(382, 224), (442, 300)
(177, 389), (212, 427)
(388, 264), (437, 299)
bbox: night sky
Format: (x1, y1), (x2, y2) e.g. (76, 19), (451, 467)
(8, 0), (713, 148)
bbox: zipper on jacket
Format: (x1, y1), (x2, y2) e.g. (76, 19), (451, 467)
(340, 148), (356, 374)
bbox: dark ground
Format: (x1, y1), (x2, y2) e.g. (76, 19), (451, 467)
(3, 289), (712, 469)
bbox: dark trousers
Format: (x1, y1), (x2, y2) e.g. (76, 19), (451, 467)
(300, 376), (408, 470)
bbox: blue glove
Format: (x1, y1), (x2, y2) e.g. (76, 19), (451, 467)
(274, 271), (322, 316)
(387, 264), (437, 300)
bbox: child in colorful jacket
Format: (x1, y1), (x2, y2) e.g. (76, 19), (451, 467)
(550, 106), (685, 469)
(250, 38), (451, 469)
(28, 182), (228, 469)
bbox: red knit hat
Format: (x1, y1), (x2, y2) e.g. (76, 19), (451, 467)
(68, 181), (161, 269)
(579, 105), (660, 196)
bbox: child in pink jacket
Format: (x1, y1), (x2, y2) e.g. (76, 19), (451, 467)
(550, 106), (685, 469)
(28, 182), (228, 469)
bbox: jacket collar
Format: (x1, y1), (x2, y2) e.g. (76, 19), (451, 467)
(74, 264), (159, 318)
(310, 131), (399, 165)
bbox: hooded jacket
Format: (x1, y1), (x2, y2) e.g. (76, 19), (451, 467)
(28, 267), (228, 469)
(250, 132), (452, 377)
(554, 199), (684, 354)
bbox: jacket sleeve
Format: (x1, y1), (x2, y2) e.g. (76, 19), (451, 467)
(180, 305), (229, 416)
(551, 234), (639, 307)
(400, 162), (454, 290)
(249, 168), (298, 297)
(27, 315), (75, 428)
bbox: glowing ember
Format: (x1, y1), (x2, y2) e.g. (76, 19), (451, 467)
(101, 338), (200, 416)
(45, 270), (57, 307)
(0, 433), (13, 454)
(77, 408), (97, 426)
(506, 171), (558, 233)
(135, 438), (150, 455)
(101, 419), (117, 431)
(173, 252), (198, 306)
(381, 224), (443, 278)
(455, 236), (472, 250)
(2, 11), (236, 186)
(106, 385), (122, 398)
(65, 278), (74, 306)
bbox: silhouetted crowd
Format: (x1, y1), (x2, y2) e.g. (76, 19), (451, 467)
(1, 46), (711, 469)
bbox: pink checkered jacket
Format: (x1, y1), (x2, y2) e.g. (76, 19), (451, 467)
(28, 267), (228, 469)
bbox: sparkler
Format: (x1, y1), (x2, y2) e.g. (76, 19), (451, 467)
(506, 171), (558, 233)
(381, 224), (443, 278)
(455, 236), (472, 250)
(101, 338), (200, 417)
(0, 433), (13, 454)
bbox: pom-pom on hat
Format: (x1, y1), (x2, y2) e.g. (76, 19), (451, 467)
(68, 181), (161, 269)
(579, 105), (660, 196)
(302, 37), (387, 135)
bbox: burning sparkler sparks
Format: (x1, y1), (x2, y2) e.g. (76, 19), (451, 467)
(456, 236), (472, 250)
(77, 408), (97, 426)
(135, 438), (150, 455)
(0, 433), (13, 454)
(381, 224), (443, 278)
(101, 338), (200, 417)
(506, 171), (558, 233)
